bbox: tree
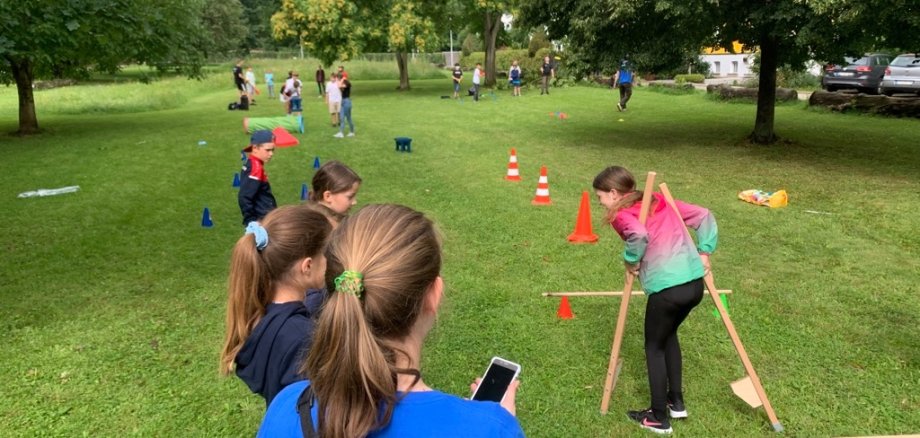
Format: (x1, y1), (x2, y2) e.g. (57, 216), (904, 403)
(388, 0), (443, 90)
(0, 0), (208, 135)
(462, 1), (518, 87)
(239, 0), (283, 50)
(202, 0), (249, 58)
(521, 0), (920, 144)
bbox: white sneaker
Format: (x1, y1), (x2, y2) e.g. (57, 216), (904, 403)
(333, 132), (344, 138)
(346, 132), (355, 137)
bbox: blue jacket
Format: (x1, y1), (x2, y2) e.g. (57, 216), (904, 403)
(235, 301), (315, 405)
(238, 155), (277, 225)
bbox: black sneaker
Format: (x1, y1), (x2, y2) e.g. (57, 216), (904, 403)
(627, 408), (672, 435)
(668, 398), (687, 419)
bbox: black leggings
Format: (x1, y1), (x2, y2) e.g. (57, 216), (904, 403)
(644, 278), (704, 418)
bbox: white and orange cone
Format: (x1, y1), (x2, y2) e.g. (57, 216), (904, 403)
(531, 165), (552, 205)
(505, 148), (522, 181)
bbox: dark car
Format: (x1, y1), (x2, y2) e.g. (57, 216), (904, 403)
(822, 53), (892, 94)
(880, 53), (920, 96)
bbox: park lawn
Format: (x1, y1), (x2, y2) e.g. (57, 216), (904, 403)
(0, 71), (918, 437)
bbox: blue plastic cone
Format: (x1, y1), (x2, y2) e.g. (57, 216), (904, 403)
(312, 156), (321, 170)
(232, 173), (241, 188)
(300, 183), (309, 201)
(201, 207), (214, 228)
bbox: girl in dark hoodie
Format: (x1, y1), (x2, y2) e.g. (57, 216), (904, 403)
(220, 204), (332, 405)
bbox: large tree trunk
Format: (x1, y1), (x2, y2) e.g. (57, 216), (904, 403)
(751, 34), (778, 144)
(8, 56), (39, 135)
(395, 52), (410, 91)
(482, 11), (501, 87)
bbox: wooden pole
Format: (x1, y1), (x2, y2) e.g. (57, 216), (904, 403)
(658, 182), (783, 433)
(600, 171), (656, 414)
(543, 290), (732, 297)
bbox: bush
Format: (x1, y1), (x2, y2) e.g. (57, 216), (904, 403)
(648, 83), (697, 95)
(528, 31), (552, 57)
(461, 34), (480, 57)
(674, 74), (705, 84)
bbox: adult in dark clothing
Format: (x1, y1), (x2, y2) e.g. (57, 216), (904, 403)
(614, 59), (634, 111)
(540, 56), (555, 95)
(233, 60), (246, 97)
(220, 204), (332, 405)
(238, 130), (277, 225)
(315, 66), (325, 97)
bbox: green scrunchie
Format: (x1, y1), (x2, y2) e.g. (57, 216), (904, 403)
(334, 270), (364, 298)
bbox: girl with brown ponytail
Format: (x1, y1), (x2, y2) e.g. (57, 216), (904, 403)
(593, 166), (718, 434)
(220, 205), (332, 405)
(258, 204), (524, 438)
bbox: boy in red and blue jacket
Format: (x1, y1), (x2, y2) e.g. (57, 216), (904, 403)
(238, 130), (277, 225)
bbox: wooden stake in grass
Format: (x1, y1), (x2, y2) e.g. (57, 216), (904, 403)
(659, 182), (783, 433)
(599, 171), (655, 414)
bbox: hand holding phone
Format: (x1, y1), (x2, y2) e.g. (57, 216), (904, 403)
(470, 357), (521, 415)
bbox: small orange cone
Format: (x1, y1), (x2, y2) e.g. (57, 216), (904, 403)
(505, 148), (521, 181)
(567, 191), (599, 243)
(531, 165), (552, 205)
(557, 296), (574, 319)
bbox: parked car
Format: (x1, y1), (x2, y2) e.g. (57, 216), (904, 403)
(879, 53), (920, 96)
(822, 53), (892, 94)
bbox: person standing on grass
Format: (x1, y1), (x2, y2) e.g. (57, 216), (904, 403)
(245, 66), (257, 105)
(337, 65), (348, 81)
(257, 204), (524, 438)
(451, 63), (463, 99)
(614, 58), (634, 111)
(540, 56), (554, 95)
(334, 75), (354, 138)
(220, 204), (332, 405)
(593, 165), (718, 435)
(238, 130), (278, 226)
(472, 62), (483, 102)
(325, 73), (341, 127)
(315, 66), (326, 98)
(289, 72), (303, 116)
(233, 60), (246, 98)
(509, 60), (522, 97)
(265, 70), (275, 98)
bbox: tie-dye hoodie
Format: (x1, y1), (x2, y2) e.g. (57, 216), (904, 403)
(612, 192), (718, 294)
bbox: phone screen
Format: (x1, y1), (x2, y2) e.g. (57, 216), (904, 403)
(472, 360), (518, 402)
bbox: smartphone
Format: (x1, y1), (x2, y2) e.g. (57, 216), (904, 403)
(471, 357), (521, 403)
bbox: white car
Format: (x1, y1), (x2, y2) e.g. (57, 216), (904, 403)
(880, 53), (920, 96)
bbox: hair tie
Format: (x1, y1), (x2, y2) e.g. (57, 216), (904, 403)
(334, 270), (364, 298)
(245, 221), (269, 251)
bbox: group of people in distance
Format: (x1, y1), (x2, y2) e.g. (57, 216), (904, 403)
(228, 118), (718, 436)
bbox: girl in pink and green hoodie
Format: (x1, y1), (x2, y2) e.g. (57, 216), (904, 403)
(593, 166), (717, 435)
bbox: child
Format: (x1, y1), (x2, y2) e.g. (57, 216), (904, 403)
(238, 130), (277, 225)
(593, 166), (717, 435)
(451, 63), (463, 99)
(508, 60), (522, 96)
(220, 204), (333, 405)
(472, 62), (483, 101)
(265, 70), (275, 98)
(258, 204), (524, 437)
(289, 72), (303, 116)
(245, 67), (257, 104)
(309, 160), (361, 226)
(325, 73), (341, 127)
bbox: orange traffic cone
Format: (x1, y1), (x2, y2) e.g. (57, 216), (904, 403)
(567, 191), (599, 243)
(505, 148), (521, 181)
(557, 296), (574, 319)
(531, 165), (552, 205)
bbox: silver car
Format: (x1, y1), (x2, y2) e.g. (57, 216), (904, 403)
(880, 53), (920, 96)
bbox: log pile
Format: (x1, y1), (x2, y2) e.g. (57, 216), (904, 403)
(809, 91), (920, 118)
(706, 84), (798, 102)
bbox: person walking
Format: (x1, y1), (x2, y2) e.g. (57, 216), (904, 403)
(540, 56), (554, 95)
(315, 66), (326, 98)
(614, 58), (634, 111)
(593, 166), (718, 435)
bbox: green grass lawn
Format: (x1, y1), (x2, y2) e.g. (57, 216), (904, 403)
(1, 68), (918, 437)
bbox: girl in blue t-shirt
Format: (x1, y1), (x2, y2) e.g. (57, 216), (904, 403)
(220, 205), (332, 405)
(258, 204), (525, 437)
